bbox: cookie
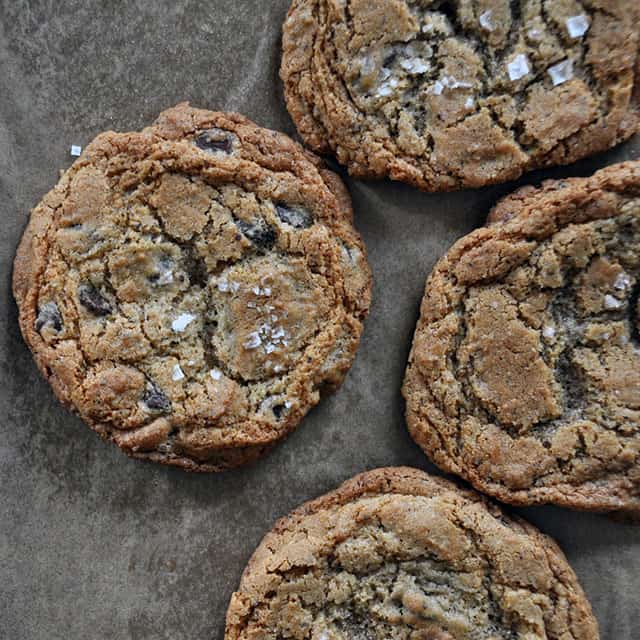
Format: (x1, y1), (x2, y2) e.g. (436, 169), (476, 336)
(225, 467), (598, 639)
(13, 103), (371, 472)
(281, 0), (640, 191)
(403, 161), (640, 513)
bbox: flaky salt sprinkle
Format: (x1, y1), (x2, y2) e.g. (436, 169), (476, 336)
(479, 10), (495, 31)
(400, 58), (429, 74)
(210, 368), (222, 380)
(507, 54), (530, 81)
(614, 273), (632, 290)
(172, 313), (196, 332)
(172, 364), (185, 381)
(70, 145), (82, 157)
(604, 294), (623, 310)
(548, 59), (573, 86)
(243, 332), (262, 349)
(566, 14), (589, 39)
(542, 326), (556, 339)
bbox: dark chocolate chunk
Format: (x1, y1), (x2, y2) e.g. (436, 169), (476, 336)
(194, 128), (237, 155)
(236, 219), (276, 251)
(78, 284), (112, 316)
(272, 404), (285, 419)
(35, 302), (63, 333)
(275, 203), (314, 229)
(142, 383), (171, 413)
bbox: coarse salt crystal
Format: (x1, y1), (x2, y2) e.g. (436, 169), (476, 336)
(244, 332), (262, 349)
(507, 54), (530, 81)
(430, 80), (444, 96)
(548, 59), (573, 86)
(172, 313), (196, 332)
(614, 273), (631, 290)
(210, 368), (222, 380)
(604, 294), (623, 310)
(70, 145), (82, 157)
(566, 14), (589, 39)
(218, 280), (230, 292)
(479, 10), (495, 31)
(542, 326), (556, 339)
(172, 364), (185, 381)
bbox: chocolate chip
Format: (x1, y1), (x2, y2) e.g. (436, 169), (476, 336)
(236, 219), (276, 251)
(272, 404), (285, 419)
(35, 302), (63, 333)
(194, 128), (237, 155)
(78, 284), (112, 316)
(142, 383), (171, 413)
(275, 203), (314, 229)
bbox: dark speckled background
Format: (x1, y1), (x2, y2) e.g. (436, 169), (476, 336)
(0, 2), (638, 639)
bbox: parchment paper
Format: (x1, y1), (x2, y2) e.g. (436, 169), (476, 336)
(0, 2), (638, 638)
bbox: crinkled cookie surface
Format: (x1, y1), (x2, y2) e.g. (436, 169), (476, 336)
(403, 161), (640, 512)
(281, 0), (640, 191)
(13, 103), (371, 471)
(225, 467), (598, 640)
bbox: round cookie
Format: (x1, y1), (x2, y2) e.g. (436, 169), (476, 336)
(225, 467), (599, 639)
(403, 161), (640, 513)
(13, 103), (371, 472)
(281, 0), (640, 191)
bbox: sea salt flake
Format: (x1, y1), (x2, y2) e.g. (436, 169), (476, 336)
(156, 270), (174, 286)
(604, 294), (623, 310)
(614, 273), (631, 290)
(218, 280), (230, 293)
(548, 59), (573, 86)
(465, 96), (475, 109)
(284, 400), (293, 409)
(542, 326), (556, 339)
(172, 364), (185, 381)
(566, 14), (589, 39)
(400, 58), (429, 74)
(244, 332), (262, 349)
(377, 83), (393, 97)
(70, 145), (82, 157)
(264, 343), (276, 354)
(172, 313), (196, 332)
(528, 28), (543, 40)
(430, 80), (444, 96)
(231, 282), (240, 292)
(507, 54), (530, 81)
(210, 368), (222, 380)
(479, 10), (495, 31)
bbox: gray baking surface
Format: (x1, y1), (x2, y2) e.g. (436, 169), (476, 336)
(0, 1), (637, 639)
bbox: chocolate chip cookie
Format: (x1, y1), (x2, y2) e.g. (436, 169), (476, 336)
(13, 103), (371, 471)
(403, 161), (640, 513)
(281, 0), (640, 191)
(226, 467), (598, 639)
